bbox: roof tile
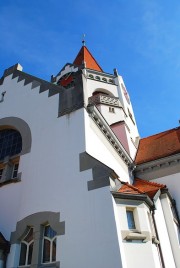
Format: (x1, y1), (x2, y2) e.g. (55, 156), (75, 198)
(135, 127), (180, 164)
(73, 46), (103, 72)
(118, 178), (166, 199)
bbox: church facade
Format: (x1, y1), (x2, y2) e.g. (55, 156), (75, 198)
(0, 45), (179, 268)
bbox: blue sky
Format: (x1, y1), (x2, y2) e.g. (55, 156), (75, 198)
(0, 0), (180, 137)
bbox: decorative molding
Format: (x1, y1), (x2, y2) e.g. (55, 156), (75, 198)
(88, 94), (121, 107)
(85, 69), (116, 85)
(112, 192), (153, 208)
(87, 104), (133, 168)
(135, 153), (180, 179)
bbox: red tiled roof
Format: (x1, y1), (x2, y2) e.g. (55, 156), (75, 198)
(135, 127), (180, 164)
(73, 46), (103, 72)
(133, 178), (166, 199)
(118, 178), (166, 199)
(118, 183), (144, 195)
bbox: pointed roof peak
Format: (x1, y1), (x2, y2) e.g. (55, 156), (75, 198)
(73, 45), (103, 72)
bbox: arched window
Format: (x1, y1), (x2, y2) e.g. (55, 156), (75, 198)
(0, 129), (22, 161)
(42, 225), (57, 263)
(19, 227), (34, 266)
(0, 128), (22, 184)
(0, 128), (23, 184)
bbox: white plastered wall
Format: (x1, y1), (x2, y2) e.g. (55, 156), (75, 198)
(113, 199), (161, 268)
(154, 198), (176, 268)
(0, 73), (123, 268)
(84, 109), (130, 182)
(152, 172), (180, 219)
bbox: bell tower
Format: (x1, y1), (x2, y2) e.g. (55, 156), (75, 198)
(52, 44), (140, 159)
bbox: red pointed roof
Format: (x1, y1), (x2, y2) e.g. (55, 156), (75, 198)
(135, 127), (180, 165)
(73, 46), (103, 72)
(118, 178), (166, 199)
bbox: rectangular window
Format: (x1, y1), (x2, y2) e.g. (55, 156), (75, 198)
(109, 107), (115, 113)
(126, 210), (136, 230)
(12, 163), (19, 178)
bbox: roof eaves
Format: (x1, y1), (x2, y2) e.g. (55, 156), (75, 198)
(112, 191), (154, 207)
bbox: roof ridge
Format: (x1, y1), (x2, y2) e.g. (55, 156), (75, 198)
(140, 126), (180, 140)
(134, 178), (166, 188)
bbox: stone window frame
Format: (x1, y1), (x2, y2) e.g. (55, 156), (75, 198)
(42, 225), (57, 265)
(0, 117), (32, 186)
(124, 206), (147, 242)
(11, 211), (65, 268)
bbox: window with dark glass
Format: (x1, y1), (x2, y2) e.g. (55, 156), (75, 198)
(19, 227), (34, 266)
(0, 129), (22, 184)
(43, 225), (57, 263)
(126, 210), (136, 230)
(0, 168), (3, 180)
(12, 163), (19, 178)
(0, 129), (22, 161)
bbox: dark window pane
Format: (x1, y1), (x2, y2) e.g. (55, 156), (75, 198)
(0, 129), (22, 160)
(0, 169), (3, 180)
(52, 239), (56, 262)
(19, 243), (27, 266)
(126, 210), (136, 229)
(43, 239), (50, 263)
(27, 242), (33, 265)
(44, 225), (57, 238)
(24, 228), (33, 243)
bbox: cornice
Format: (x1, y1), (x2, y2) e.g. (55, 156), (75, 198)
(111, 191), (153, 208)
(87, 104), (134, 168)
(135, 153), (180, 175)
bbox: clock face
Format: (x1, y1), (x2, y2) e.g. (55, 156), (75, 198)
(57, 72), (74, 88)
(121, 83), (130, 104)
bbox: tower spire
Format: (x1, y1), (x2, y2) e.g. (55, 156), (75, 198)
(82, 34), (86, 46)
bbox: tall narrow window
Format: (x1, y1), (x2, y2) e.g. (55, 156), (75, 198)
(12, 163), (19, 178)
(126, 210), (136, 230)
(42, 225), (57, 264)
(19, 227), (34, 266)
(0, 168), (3, 180)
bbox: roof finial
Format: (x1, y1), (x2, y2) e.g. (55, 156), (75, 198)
(82, 34), (86, 46)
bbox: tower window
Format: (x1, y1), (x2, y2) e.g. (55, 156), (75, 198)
(19, 227), (34, 266)
(126, 210), (136, 230)
(109, 107), (115, 113)
(42, 225), (57, 264)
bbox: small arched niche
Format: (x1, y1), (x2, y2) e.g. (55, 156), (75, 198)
(92, 88), (114, 97)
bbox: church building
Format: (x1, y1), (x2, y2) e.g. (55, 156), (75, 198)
(0, 43), (180, 268)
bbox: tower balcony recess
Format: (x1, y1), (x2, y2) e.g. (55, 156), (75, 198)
(88, 93), (121, 107)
